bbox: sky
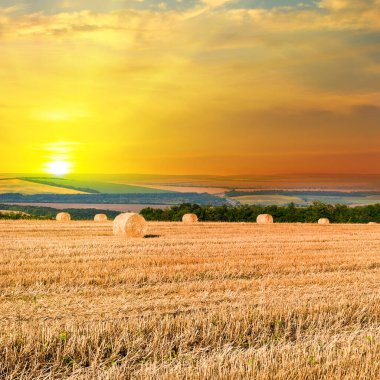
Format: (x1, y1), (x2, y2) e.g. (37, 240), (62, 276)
(0, 0), (379, 175)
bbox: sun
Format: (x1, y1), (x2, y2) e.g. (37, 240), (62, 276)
(46, 161), (71, 176)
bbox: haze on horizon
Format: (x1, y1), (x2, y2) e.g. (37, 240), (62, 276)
(0, 0), (379, 176)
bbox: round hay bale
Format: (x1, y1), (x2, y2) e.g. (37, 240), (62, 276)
(56, 212), (71, 222)
(318, 218), (330, 225)
(368, 222), (377, 225)
(94, 214), (108, 222)
(256, 214), (273, 224)
(113, 213), (147, 238)
(182, 214), (198, 224)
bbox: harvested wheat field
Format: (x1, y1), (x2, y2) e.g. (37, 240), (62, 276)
(1, 221), (380, 379)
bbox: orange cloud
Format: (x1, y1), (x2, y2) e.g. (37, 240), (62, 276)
(0, 1), (379, 174)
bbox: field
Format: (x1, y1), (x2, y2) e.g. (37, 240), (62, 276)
(4, 175), (380, 207)
(1, 221), (380, 379)
(20, 178), (171, 194)
(230, 192), (380, 206)
(232, 194), (302, 205)
(2, 203), (170, 213)
(125, 184), (229, 194)
(0, 179), (87, 195)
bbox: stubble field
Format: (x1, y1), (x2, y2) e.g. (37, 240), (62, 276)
(1, 221), (380, 379)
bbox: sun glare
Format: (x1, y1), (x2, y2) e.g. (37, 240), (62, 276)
(33, 110), (72, 122)
(46, 161), (71, 176)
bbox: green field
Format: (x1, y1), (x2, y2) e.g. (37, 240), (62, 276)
(20, 178), (172, 194)
(0, 178), (87, 195)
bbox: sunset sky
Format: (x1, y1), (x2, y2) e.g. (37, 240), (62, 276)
(0, 0), (379, 175)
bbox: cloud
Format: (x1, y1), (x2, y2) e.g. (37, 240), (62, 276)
(0, 0), (379, 174)
(0, 2), (378, 103)
(201, 0), (237, 8)
(0, 0), (379, 43)
(318, 0), (374, 10)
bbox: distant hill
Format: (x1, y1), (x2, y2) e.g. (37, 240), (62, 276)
(2, 174), (380, 207)
(226, 190), (380, 207)
(0, 193), (228, 206)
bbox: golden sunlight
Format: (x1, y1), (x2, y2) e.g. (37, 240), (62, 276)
(34, 110), (72, 122)
(45, 160), (71, 176)
(32, 107), (90, 123)
(42, 142), (76, 175)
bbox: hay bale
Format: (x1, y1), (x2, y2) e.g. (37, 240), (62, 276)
(56, 212), (71, 222)
(182, 214), (198, 224)
(318, 218), (330, 225)
(256, 214), (273, 224)
(368, 222), (377, 225)
(113, 213), (147, 238)
(94, 214), (108, 222)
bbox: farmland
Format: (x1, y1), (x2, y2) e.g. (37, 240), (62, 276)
(227, 190), (380, 207)
(0, 221), (380, 379)
(0, 179), (87, 195)
(3, 175), (380, 207)
(232, 194), (302, 206)
(21, 178), (171, 194)
(0, 176), (228, 207)
(125, 183), (229, 194)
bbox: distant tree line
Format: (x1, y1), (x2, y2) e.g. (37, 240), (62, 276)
(140, 202), (380, 223)
(4, 202), (380, 223)
(0, 204), (119, 220)
(0, 213), (48, 220)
